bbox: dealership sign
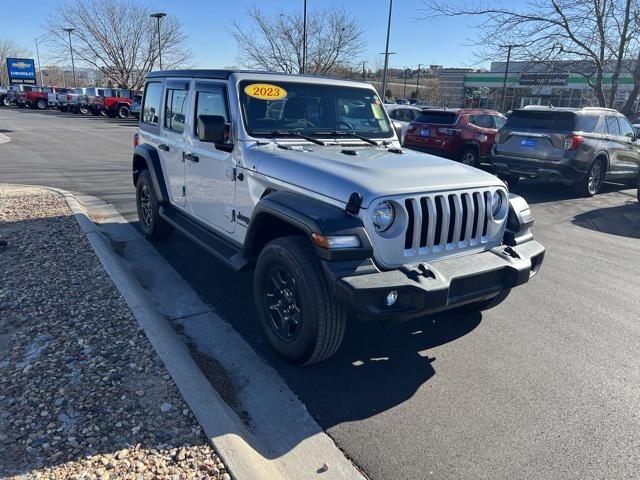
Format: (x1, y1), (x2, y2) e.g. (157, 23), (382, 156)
(6, 58), (37, 85)
(519, 73), (569, 87)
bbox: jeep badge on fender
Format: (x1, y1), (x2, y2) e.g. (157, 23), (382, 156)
(132, 69), (545, 365)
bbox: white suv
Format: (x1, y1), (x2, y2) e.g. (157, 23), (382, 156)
(132, 70), (545, 364)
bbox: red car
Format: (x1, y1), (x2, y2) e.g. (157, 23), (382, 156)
(89, 88), (137, 119)
(404, 108), (506, 167)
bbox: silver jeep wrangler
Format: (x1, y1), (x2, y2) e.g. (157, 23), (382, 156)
(132, 70), (545, 365)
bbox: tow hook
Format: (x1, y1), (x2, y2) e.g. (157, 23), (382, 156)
(502, 246), (521, 259)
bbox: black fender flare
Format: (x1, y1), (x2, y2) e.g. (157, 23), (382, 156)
(132, 144), (169, 204)
(243, 190), (373, 261)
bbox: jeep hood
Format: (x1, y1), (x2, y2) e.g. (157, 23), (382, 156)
(247, 144), (504, 208)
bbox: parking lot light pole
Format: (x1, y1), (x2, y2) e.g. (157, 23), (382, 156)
(63, 28), (77, 88)
(35, 34), (48, 86)
(500, 44), (522, 112)
(150, 12), (167, 70)
(381, 0), (393, 102)
(416, 63), (422, 100)
(302, 0), (307, 74)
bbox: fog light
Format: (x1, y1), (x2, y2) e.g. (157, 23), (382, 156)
(385, 290), (398, 307)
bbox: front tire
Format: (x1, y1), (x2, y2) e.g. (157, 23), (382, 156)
(116, 105), (130, 119)
(2, 96), (11, 107)
(136, 170), (173, 240)
(36, 99), (47, 110)
(575, 159), (605, 196)
(254, 236), (346, 365)
(457, 289), (511, 312)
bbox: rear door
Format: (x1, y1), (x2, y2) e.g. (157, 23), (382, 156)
(185, 81), (235, 233)
(160, 79), (190, 207)
(611, 116), (640, 178)
(495, 110), (574, 161)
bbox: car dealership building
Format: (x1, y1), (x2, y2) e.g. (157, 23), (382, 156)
(439, 61), (640, 113)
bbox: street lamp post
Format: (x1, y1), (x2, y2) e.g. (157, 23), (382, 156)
(381, 0), (393, 102)
(34, 34), (48, 86)
(302, 0), (307, 74)
(500, 44), (522, 112)
(403, 69), (407, 98)
(150, 12), (167, 70)
(63, 28), (77, 88)
(416, 63), (422, 100)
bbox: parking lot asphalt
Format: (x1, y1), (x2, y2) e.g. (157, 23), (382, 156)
(2, 107), (640, 480)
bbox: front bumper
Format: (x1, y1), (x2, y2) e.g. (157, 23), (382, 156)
(491, 155), (585, 182)
(333, 240), (545, 321)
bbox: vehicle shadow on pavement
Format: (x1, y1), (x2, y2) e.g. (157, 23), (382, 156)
(572, 201), (640, 238)
(1, 107), (138, 125)
(509, 180), (629, 205)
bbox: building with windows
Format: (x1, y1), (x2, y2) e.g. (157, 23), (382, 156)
(439, 61), (640, 113)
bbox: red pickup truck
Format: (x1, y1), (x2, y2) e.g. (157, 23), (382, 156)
(16, 86), (68, 110)
(89, 89), (137, 119)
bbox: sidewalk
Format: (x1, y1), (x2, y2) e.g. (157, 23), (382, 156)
(0, 186), (230, 479)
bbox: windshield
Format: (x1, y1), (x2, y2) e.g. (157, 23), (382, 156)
(238, 80), (393, 139)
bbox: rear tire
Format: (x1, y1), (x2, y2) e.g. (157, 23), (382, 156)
(458, 146), (479, 168)
(457, 289), (511, 312)
(2, 96), (11, 107)
(36, 99), (47, 110)
(575, 158), (605, 196)
(254, 236), (346, 365)
(116, 105), (130, 119)
(136, 170), (173, 240)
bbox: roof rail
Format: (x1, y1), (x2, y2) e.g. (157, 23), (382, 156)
(581, 106), (619, 113)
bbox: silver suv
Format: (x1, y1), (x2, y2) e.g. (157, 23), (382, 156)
(132, 70), (545, 364)
(493, 106), (640, 196)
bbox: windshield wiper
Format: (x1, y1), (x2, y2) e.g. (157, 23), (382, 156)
(317, 130), (381, 146)
(252, 129), (326, 146)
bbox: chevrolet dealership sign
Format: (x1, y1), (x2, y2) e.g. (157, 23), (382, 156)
(7, 58), (37, 85)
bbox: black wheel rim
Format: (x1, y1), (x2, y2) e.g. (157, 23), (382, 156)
(264, 267), (303, 341)
(139, 184), (153, 227)
(462, 151), (476, 166)
(588, 163), (603, 194)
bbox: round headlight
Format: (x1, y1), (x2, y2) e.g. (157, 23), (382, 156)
(491, 190), (503, 216)
(372, 200), (395, 233)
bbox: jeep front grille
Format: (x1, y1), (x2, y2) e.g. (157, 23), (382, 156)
(402, 191), (493, 254)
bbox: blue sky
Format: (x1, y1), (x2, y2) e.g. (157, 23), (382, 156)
(0, 0), (508, 70)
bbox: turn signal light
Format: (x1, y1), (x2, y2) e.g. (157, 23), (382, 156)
(564, 135), (584, 151)
(133, 133), (139, 148)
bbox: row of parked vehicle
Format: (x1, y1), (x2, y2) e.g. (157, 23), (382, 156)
(0, 84), (142, 119)
(386, 103), (640, 197)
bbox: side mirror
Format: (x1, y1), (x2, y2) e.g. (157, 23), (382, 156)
(197, 115), (226, 143)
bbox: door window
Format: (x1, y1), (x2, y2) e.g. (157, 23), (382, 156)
(618, 117), (635, 139)
(165, 89), (188, 133)
(141, 82), (162, 125)
(492, 115), (506, 129)
(194, 87), (229, 137)
(469, 114), (492, 128)
(605, 116), (621, 136)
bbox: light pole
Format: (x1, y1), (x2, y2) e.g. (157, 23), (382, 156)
(150, 12), (167, 70)
(63, 28), (77, 88)
(35, 33), (49, 86)
(416, 63), (422, 100)
(381, 0), (393, 102)
(302, 0), (307, 74)
(379, 52), (397, 99)
(403, 68), (407, 98)
(500, 44), (522, 112)
(362, 61), (366, 81)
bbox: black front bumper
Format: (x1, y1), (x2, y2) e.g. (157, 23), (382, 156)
(333, 241), (545, 321)
(491, 155), (585, 182)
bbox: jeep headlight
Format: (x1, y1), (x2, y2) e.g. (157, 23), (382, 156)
(491, 190), (503, 217)
(372, 200), (395, 233)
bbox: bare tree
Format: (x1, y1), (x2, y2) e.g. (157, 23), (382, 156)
(420, 0), (640, 114)
(231, 6), (365, 76)
(0, 38), (30, 86)
(46, 0), (192, 90)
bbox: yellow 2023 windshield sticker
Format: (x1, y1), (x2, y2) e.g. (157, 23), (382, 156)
(244, 83), (288, 100)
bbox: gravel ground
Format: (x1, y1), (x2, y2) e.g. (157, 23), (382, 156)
(0, 187), (230, 480)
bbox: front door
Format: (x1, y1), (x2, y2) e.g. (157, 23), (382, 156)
(161, 81), (191, 207)
(185, 82), (235, 233)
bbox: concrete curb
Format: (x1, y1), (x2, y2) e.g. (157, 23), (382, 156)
(3, 184), (367, 480)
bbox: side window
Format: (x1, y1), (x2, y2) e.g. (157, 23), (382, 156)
(389, 109), (401, 120)
(470, 114), (492, 128)
(165, 89), (188, 133)
(492, 115), (506, 129)
(605, 116), (621, 136)
(618, 117), (635, 139)
(399, 109), (413, 122)
(576, 115), (599, 133)
(194, 88), (229, 138)
(141, 82), (162, 125)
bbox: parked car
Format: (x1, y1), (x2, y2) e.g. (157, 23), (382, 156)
(130, 94), (142, 118)
(492, 106), (640, 196)
(384, 104), (421, 144)
(90, 88), (135, 118)
(58, 87), (88, 113)
(46, 87), (72, 108)
(132, 69), (545, 364)
(404, 108), (507, 167)
(6, 85), (41, 107)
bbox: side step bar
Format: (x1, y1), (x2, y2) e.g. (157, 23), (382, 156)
(159, 206), (249, 272)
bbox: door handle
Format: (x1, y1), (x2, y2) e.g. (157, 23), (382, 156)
(183, 151), (199, 163)
(158, 143), (169, 151)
